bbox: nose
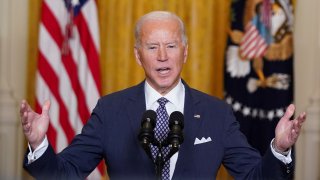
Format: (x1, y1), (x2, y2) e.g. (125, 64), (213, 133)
(158, 46), (168, 61)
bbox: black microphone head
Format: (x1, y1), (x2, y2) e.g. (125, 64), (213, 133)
(141, 110), (157, 128)
(138, 110), (157, 160)
(169, 111), (184, 129)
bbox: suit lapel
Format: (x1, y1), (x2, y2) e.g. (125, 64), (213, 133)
(124, 80), (204, 177)
(125, 81), (146, 141)
(173, 82), (203, 178)
(125, 81), (157, 175)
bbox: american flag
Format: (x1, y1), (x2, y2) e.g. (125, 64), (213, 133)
(239, 0), (272, 59)
(239, 20), (268, 59)
(35, 0), (104, 178)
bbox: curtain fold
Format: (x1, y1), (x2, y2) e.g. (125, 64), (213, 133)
(27, 0), (231, 179)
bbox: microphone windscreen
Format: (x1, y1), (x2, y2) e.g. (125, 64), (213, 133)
(169, 111), (184, 128)
(142, 110), (157, 127)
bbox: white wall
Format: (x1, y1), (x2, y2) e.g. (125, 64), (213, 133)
(0, 0), (28, 179)
(294, 0), (320, 179)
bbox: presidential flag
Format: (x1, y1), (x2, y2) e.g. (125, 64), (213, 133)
(35, 0), (105, 178)
(224, 0), (294, 155)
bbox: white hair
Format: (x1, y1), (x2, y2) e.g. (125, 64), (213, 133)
(134, 11), (188, 47)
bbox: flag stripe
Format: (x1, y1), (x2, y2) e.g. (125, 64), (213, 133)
(240, 35), (259, 56)
(68, 28), (100, 113)
(36, 70), (70, 152)
(43, 1), (92, 124)
(242, 36), (264, 58)
(41, 2), (64, 49)
(39, 24), (85, 135)
(41, 0), (90, 135)
(36, 0), (104, 178)
(75, 13), (101, 94)
(45, 0), (68, 31)
(61, 53), (90, 124)
(240, 22), (268, 59)
(38, 51), (75, 142)
(81, 0), (100, 53)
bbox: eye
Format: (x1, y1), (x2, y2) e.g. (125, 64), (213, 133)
(147, 46), (157, 50)
(167, 44), (177, 48)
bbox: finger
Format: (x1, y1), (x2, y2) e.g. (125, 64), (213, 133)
(292, 120), (300, 134)
(42, 99), (51, 116)
(21, 111), (29, 124)
(297, 112), (307, 124)
(291, 128), (299, 141)
(20, 100), (33, 115)
(22, 110), (34, 126)
(281, 104), (295, 121)
(20, 100), (27, 116)
(291, 112), (306, 132)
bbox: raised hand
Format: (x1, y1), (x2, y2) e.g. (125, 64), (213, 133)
(274, 104), (307, 152)
(20, 99), (51, 150)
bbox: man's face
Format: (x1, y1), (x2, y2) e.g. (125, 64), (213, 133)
(134, 18), (188, 95)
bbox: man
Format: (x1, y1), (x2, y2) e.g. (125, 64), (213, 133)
(20, 11), (306, 179)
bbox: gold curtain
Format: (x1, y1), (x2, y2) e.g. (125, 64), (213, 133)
(97, 0), (230, 96)
(27, 0), (231, 179)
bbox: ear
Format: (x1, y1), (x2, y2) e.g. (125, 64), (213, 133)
(183, 44), (188, 63)
(134, 47), (142, 66)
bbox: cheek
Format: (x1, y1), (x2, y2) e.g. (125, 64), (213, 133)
(173, 54), (186, 67)
(141, 51), (157, 62)
(141, 59), (156, 71)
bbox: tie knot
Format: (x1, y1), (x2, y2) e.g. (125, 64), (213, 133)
(157, 97), (169, 107)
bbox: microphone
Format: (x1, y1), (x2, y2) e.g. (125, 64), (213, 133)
(138, 110), (157, 160)
(165, 111), (184, 160)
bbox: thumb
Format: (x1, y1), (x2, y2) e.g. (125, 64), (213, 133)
(42, 99), (51, 116)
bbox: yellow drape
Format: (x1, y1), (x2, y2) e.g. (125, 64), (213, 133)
(97, 0), (229, 96)
(26, 0), (231, 179)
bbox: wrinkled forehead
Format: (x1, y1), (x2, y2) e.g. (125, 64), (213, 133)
(136, 11), (183, 30)
(143, 18), (180, 30)
(140, 19), (182, 37)
(135, 11), (187, 46)
(140, 20), (182, 45)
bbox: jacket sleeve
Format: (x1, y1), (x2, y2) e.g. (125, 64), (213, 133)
(222, 106), (294, 180)
(23, 99), (105, 180)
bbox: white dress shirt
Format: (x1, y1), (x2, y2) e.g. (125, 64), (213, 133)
(144, 80), (185, 179)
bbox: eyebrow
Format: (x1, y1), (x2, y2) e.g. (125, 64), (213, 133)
(145, 42), (159, 46)
(145, 41), (178, 46)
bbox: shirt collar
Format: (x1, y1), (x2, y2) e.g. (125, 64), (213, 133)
(145, 80), (184, 109)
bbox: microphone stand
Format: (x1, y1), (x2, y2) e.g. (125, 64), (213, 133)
(154, 141), (164, 180)
(153, 139), (181, 180)
(138, 110), (184, 180)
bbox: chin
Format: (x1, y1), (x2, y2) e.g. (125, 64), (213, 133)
(159, 79), (178, 90)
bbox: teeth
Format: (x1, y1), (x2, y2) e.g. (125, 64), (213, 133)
(157, 68), (170, 74)
(158, 68), (167, 71)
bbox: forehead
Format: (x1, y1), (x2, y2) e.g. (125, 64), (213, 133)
(140, 19), (181, 41)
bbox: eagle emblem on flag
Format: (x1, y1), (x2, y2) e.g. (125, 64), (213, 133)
(224, 0), (294, 155)
(227, 0), (293, 93)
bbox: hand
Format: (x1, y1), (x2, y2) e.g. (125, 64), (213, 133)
(274, 104), (306, 152)
(20, 99), (50, 150)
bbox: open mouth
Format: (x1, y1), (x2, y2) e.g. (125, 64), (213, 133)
(156, 67), (170, 74)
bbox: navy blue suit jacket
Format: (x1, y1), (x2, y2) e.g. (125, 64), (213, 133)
(24, 81), (293, 179)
